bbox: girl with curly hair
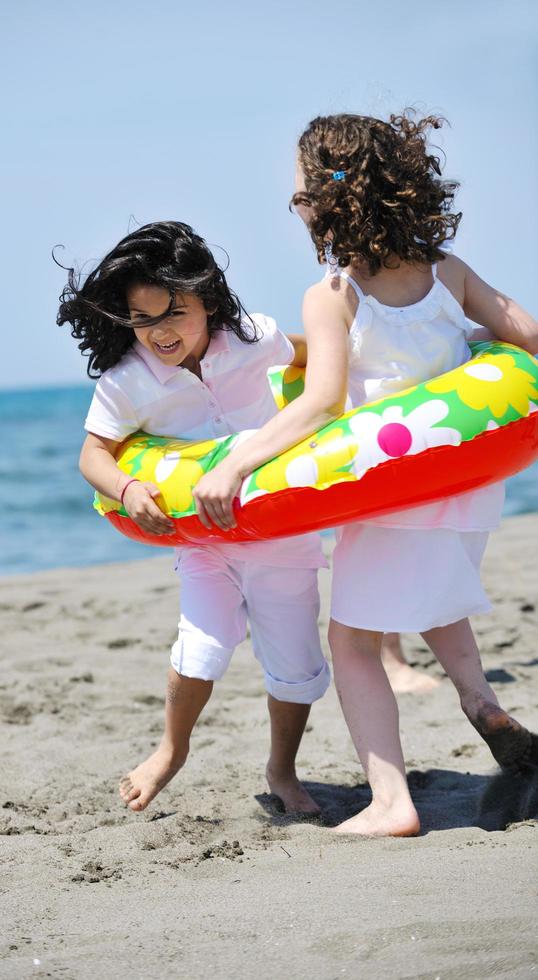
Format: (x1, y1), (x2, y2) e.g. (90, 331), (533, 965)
(59, 220), (331, 814)
(194, 113), (538, 837)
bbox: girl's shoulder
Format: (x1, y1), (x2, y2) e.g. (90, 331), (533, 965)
(241, 313), (288, 351)
(303, 276), (358, 332)
(95, 346), (141, 385)
(222, 312), (278, 347)
(435, 253), (466, 307)
(93, 346), (153, 406)
(248, 312), (279, 340)
(219, 314), (293, 368)
(242, 313), (294, 365)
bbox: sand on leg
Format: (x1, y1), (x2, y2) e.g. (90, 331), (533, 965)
(119, 668), (213, 811)
(329, 619), (420, 837)
(422, 618), (538, 771)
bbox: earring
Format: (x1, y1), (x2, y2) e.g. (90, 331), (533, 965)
(324, 240), (339, 277)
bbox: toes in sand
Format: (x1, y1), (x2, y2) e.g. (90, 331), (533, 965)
(119, 747), (185, 812)
(266, 766), (321, 815)
(332, 801), (420, 838)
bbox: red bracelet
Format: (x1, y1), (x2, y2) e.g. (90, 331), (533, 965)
(120, 478), (140, 506)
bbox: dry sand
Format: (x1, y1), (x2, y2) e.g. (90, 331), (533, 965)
(1, 515), (538, 980)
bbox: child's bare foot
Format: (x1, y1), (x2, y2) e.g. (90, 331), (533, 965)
(332, 800), (420, 837)
(119, 745), (186, 812)
(384, 661), (441, 695)
(381, 633), (440, 695)
(266, 764), (321, 815)
(469, 701), (538, 773)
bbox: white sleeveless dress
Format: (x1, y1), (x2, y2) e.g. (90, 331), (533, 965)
(330, 268), (505, 632)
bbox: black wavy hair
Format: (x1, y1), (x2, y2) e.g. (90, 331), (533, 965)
(57, 221), (258, 377)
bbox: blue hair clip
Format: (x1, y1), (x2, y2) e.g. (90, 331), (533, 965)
(332, 170), (346, 181)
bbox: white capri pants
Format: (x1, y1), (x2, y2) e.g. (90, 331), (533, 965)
(170, 548), (330, 704)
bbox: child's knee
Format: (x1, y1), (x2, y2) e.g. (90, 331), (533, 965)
(329, 619), (382, 657)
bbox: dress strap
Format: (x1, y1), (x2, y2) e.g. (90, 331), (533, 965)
(338, 271), (366, 300)
(432, 263), (438, 279)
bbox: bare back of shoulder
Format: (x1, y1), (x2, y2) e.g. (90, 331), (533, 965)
(305, 276), (358, 333)
(434, 254), (466, 306)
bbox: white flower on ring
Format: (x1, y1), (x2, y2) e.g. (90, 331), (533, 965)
(155, 452), (181, 484)
(348, 400), (461, 478)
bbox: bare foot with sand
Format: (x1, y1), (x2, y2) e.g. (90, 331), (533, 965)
(119, 745), (186, 812)
(470, 700), (538, 773)
(266, 765), (321, 815)
(332, 800), (420, 837)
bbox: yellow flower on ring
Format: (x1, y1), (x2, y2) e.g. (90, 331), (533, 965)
(151, 439), (218, 514)
(426, 354), (538, 419)
(114, 437), (219, 515)
(159, 458), (206, 514)
(255, 428), (358, 495)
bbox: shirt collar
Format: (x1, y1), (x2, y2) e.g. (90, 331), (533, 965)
(133, 329), (231, 384)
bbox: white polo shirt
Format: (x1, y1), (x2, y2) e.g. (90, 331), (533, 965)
(85, 314), (325, 568)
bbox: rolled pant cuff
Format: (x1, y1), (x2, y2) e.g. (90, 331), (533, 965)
(264, 661), (331, 704)
(170, 637), (233, 681)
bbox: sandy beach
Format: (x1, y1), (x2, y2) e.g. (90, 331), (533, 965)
(1, 514), (538, 979)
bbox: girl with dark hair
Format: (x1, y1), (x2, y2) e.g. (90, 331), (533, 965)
(193, 113), (538, 837)
(59, 221), (330, 813)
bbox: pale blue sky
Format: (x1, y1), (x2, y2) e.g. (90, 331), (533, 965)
(2, 0), (537, 390)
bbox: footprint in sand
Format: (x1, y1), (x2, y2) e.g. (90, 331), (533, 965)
(1, 700), (33, 725)
(71, 860), (123, 884)
(21, 602), (46, 613)
(107, 637), (140, 649)
(451, 743), (477, 758)
(134, 694), (163, 707)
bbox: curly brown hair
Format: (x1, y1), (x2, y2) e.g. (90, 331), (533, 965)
(291, 111), (461, 275)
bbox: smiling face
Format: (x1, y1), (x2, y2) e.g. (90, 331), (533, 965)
(126, 284), (211, 365)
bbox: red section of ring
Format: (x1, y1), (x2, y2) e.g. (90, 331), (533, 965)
(105, 413), (538, 548)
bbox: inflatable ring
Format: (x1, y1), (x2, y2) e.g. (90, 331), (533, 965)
(95, 341), (538, 546)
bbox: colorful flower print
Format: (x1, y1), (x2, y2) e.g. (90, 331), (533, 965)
(95, 435), (219, 518)
(95, 342), (538, 532)
(268, 365), (305, 410)
(154, 440), (217, 515)
(426, 351), (538, 419)
(244, 428), (358, 501)
(348, 401), (461, 478)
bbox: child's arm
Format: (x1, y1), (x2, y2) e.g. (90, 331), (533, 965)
(469, 326), (495, 343)
(286, 332), (307, 367)
(456, 258), (538, 354)
(80, 433), (174, 535)
(192, 283), (350, 530)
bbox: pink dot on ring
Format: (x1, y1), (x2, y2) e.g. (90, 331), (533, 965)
(377, 422), (412, 457)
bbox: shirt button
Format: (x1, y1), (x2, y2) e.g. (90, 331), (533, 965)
(215, 416), (222, 423)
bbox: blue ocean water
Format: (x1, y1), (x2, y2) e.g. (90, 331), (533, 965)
(1, 385), (537, 576)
